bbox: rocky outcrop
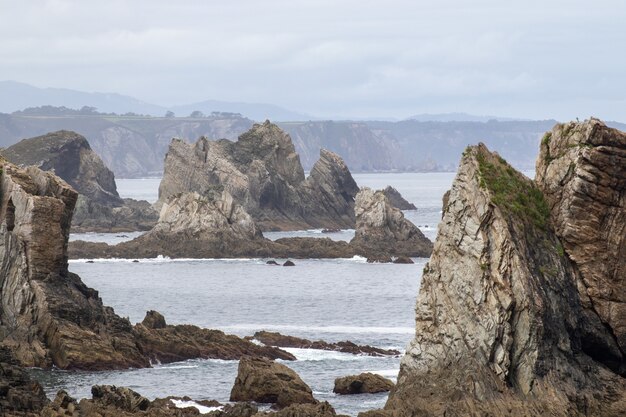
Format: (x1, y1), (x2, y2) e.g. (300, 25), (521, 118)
(157, 121), (359, 231)
(333, 373), (394, 395)
(536, 119), (626, 355)
(384, 136), (626, 416)
(230, 357), (317, 409)
(381, 186), (416, 210)
(1, 130), (158, 232)
(350, 188), (432, 258)
(0, 346), (48, 416)
(255, 401), (339, 417)
(248, 331), (400, 356)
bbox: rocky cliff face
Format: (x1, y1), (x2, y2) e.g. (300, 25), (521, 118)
(351, 188), (432, 258)
(2, 130), (158, 232)
(385, 134), (626, 416)
(536, 119), (626, 357)
(158, 121), (359, 231)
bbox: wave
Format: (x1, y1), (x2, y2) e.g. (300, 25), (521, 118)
(220, 324), (415, 334)
(171, 399), (221, 413)
(279, 348), (372, 362)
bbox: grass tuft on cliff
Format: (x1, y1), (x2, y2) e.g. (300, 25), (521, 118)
(475, 145), (550, 230)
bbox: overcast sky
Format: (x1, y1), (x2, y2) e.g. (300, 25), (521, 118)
(1, 0), (625, 120)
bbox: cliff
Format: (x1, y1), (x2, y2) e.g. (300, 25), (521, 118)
(385, 128), (626, 416)
(351, 187), (432, 258)
(158, 121), (359, 231)
(2, 130), (158, 232)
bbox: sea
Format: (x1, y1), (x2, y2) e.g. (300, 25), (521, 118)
(36, 172), (456, 416)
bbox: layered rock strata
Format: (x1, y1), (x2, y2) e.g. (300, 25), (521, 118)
(157, 121), (359, 231)
(384, 129), (626, 416)
(350, 188), (432, 258)
(1, 130), (158, 232)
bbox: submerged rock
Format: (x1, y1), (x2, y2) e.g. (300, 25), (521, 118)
(283, 260), (296, 266)
(1, 130), (158, 232)
(248, 331), (400, 357)
(230, 357), (317, 409)
(385, 131), (626, 416)
(351, 187), (432, 258)
(381, 186), (416, 210)
(157, 121), (359, 231)
(333, 373), (394, 395)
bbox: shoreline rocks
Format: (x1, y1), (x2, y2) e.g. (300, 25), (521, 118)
(333, 373), (394, 395)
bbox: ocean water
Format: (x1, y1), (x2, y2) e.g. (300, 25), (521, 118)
(46, 173), (455, 416)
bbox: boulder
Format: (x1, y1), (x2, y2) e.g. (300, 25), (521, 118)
(258, 401), (339, 417)
(333, 373), (394, 395)
(230, 357), (317, 409)
(351, 188), (432, 258)
(283, 260), (296, 266)
(142, 310), (167, 329)
(90, 385), (151, 412)
(157, 121), (359, 231)
(381, 186), (416, 210)
(248, 331), (400, 357)
(1, 130), (158, 232)
(385, 136), (626, 416)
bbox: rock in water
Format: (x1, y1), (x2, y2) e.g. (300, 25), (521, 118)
(381, 186), (416, 210)
(230, 357), (317, 409)
(333, 373), (394, 395)
(0, 156), (149, 370)
(350, 187), (432, 258)
(157, 120), (359, 231)
(1, 130), (158, 232)
(385, 137), (626, 416)
(536, 119), (626, 354)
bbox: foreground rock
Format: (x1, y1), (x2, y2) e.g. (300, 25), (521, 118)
(385, 131), (626, 416)
(381, 186), (416, 210)
(1, 130), (157, 232)
(0, 346), (48, 415)
(333, 373), (394, 395)
(350, 187), (432, 258)
(157, 121), (359, 231)
(248, 331), (400, 356)
(230, 357), (317, 409)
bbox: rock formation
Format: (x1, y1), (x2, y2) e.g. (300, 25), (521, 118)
(333, 373), (394, 395)
(381, 186), (416, 210)
(384, 125), (626, 416)
(350, 188), (432, 258)
(157, 121), (359, 231)
(248, 331), (400, 356)
(1, 130), (158, 232)
(536, 119), (626, 356)
(230, 357), (317, 409)
(0, 346), (49, 416)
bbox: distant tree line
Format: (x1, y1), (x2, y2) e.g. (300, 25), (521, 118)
(11, 105), (244, 119)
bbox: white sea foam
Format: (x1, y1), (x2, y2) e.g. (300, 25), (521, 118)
(367, 368), (400, 378)
(171, 399), (221, 414)
(280, 348), (369, 362)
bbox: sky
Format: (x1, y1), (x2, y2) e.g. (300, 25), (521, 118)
(1, 0), (625, 120)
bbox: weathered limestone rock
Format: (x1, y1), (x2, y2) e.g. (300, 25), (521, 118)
(381, 186), (416, 210)
(385, 140), (626, 416)
(536, 119), (626, 355)
(333, 373), (394, 395)
(230, 357), (317, 409)
(157, 121), (359, 231)
(248, 331), (400, 356)
(1, 130), (158, 232)
(0, 156), (148, 370)
(350, 188), (432, 258)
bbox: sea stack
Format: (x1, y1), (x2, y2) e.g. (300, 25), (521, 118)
(385, 120), (626, 416)
(157, 120), (359, 231)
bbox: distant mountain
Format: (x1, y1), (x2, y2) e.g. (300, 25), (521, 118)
(407, 112), (524, 122)
(0, 81), (312, 122)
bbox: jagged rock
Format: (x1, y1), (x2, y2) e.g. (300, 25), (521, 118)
(256, 401), (339, 417)
(230, 357), (317, 409)
(385, 139), (626, 416)
(0, 346), (49, 415)
(142, 310), (167, 329)
(134, 312), (295, 363)
(247, 331), (400, 357)
(207, 402), (258, 417)
(366, 255), (393, 263)
(0, 156), (148, 370)
(90, 385), (151, 412)
(536, 119), (626, 356)
(333, 373), (394, 395)
(1, 130), (158, 232)
(351, 188), (432, 258)
(157, 121), (359, 231)
(381, 186), (416, 210)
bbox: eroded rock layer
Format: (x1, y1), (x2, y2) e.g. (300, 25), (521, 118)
(157, 121), (359, 231)
(385, 134), (626, 416)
